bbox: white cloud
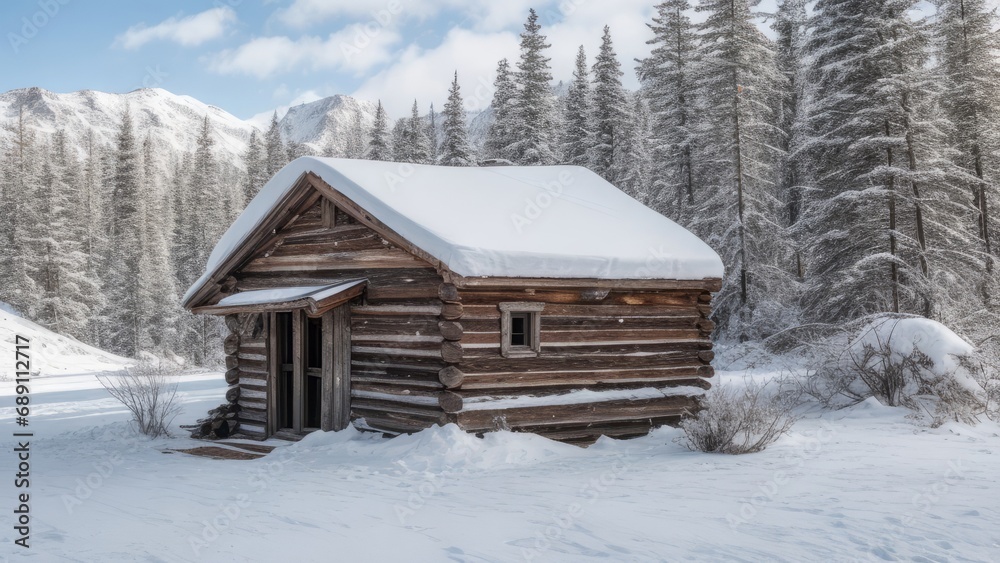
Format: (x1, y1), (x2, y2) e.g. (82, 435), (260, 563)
(206, 25), (402, 79)
(351, 28), (520, 117)
(275, 0), (462, 28)
(115, 7), (237, 50)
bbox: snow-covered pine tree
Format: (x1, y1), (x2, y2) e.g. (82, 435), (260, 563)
(103, 106), (144, 356)
(484, 58), (519, 162)
(34, 131), (102, 340)
(690, 0), (789, 339)
(366, 101), (392, 161)
(801, 0), (960, 322)
(138, 133), (180, 353)
(407, 100), (431, 164)
(426, 103), (439, 163)
(243, 129), (267, 202)
(561, 47), (591, 167)
(637, 0), (699, 221)
(391, 118), (409, 162)
(610, 93), (654, 203)
(589, 27), (630, 183)
(772, 0), (808, 231)
(937, 0), (1000, 276)
(510, 9), (558, 165)
(440, 72), (475, 166)
(345, 109), (369, 159)
(265, 111), (286, 175)
(0, 107), (41, 315)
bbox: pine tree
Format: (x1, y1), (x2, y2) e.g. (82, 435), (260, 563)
(391, 118), (409, 162)
(485, 58), (519, 162)
(139, 134), (180, 352)
(691, 0), (789, 339)
(440, 72), (475, 166)
(345, 109), (369, 159)
(406, 100), (431, 163)
(104, 106), (144, 356)
(561, 47), (591, 167)
(366, 101), (392, 161)
(243, 129), (267, 202)
(589, 27), (630, 183)
(0, 107), (41, 315)
(264, 111), (286, 175)
(611, 94), (653, 202)
(510, 9), (558, 165)
(937, 0), (1000, 277)
(426, 103), (439, 163)
(638, 0), (699, 220)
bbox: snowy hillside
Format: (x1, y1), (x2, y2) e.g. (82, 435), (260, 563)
(0, 305), (128, 377)
(0, 87), (256, 165)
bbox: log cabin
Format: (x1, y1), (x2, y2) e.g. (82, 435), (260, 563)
(182, 157), (724, 445)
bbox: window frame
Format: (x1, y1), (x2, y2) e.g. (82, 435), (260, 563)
(499, 302), (544, 358)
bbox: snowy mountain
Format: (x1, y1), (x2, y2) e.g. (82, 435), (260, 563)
(0, 87), (256, 164)
(0, 86), (488, 167)
(279, 95), (380, 154)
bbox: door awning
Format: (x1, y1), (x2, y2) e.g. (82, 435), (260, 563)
(192, 279), (367, 316)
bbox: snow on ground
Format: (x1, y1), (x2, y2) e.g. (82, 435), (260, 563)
(1, 362), (998, 562)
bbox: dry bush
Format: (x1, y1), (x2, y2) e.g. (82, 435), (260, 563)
(96, 362), (181, 438)
(680, 379), (800, 454)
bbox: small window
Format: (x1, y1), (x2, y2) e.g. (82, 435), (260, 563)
(500, 302), (544, 358)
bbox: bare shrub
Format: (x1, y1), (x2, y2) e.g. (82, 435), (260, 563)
(96, 362), (181, 438)
(680, 379), (800, 454)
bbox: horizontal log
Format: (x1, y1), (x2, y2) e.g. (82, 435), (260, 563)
(458, 289), (700, 307)
(226, 385), (241, 403)
(237, 409), (267, 423)
(459, 348), (711, 373)
(225, 314), (240, 333)
(697, 319), (716, 333)
(225, 356), (239, 370)
(352, 318), (441, 336)
(441, 341), (463, 364)
(352, 412), (446, 433)
(352, 355), (446, 373)
(459, 328), (704, 346)
(352, 345), (443, 358)
(225, 368), (240, 385)
(459, 369), (712, 391)
(451, 275), (722, 292)
(698, 350), (715, 363)
(351, 304), (442, 316)
(459, 304), (706, 320)
(438, 366), (464, 389)
(351, 401), (447, 421)
(441, 302), (464, 320)
(243, 248), (427, 273)
(351, 334), (443, 344)
(456, 394), (698, 431)
(352, 374), (443, 390)
(459, 338), (711, 359)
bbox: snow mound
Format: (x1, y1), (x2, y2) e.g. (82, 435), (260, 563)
(0, 308), (129, 376)
(289, 423), (588, 473)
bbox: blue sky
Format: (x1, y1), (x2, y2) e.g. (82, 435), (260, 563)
(2, 0), (777, 121)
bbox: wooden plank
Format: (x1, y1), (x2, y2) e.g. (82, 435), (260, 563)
(292, 310), (304, 433)
(334, 303), (352, 431)
(321, 310), (334, 431)
(242, 249), (428, 273)
(455, 394), (698, 431)
(266, 313), (277, 439)
(459, 368), (712, 391)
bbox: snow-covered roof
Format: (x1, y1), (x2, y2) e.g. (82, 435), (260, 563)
(185, 157), (724, 305)
(215, 282), (365, 307)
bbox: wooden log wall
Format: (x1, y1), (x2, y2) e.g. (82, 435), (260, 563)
(439, 284), (717, 445)
(223, 194), (451, 437)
